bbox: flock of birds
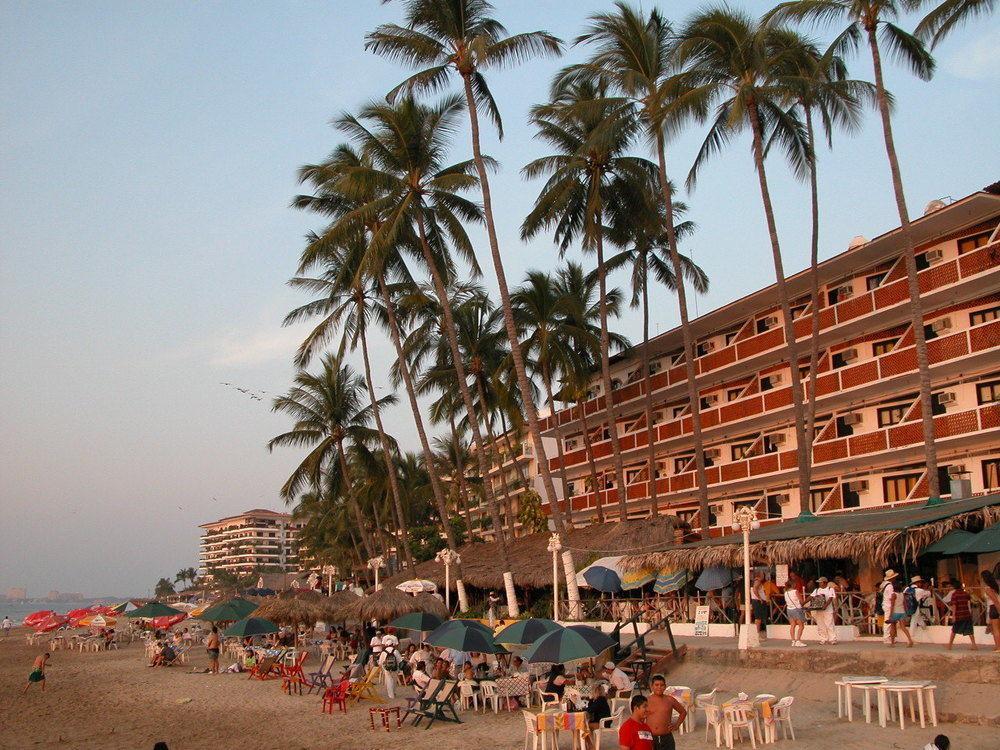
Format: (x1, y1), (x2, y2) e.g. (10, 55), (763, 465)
(219, 381), (268, 402)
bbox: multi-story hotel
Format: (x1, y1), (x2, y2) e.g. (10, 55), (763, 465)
(469, 435), (543, 539)
(198, 509), (304, 580)
(532, 187), (1000, 533)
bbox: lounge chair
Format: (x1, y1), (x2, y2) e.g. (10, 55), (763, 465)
(403, 679), (441, 723)
(248, 655), (281, 681)
(348, 667), (383, 703)
(307, 655), (338, 694)
(163, 645), (188, 667)
(412, 679), (462, 729)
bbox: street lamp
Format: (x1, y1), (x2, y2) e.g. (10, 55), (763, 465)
(322, 565), (336, 596)
(435, 549), (461, 611)
(547, 533), (562, 621)
(732, 506), (761, 650)
(367, 556), (385, 592)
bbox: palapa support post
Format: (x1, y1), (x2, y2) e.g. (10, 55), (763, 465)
(548, 533), (562, 621)
(367, 556), (385, 592)
(503, 571), (519, 618)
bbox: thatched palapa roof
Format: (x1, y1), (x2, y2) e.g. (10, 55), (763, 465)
(382, 516), (677, 590)
(321, 590), (362, 622)
(621, 494), (1000, 572)
(253, 597), (323, 626)
(344, 588), (447, 622)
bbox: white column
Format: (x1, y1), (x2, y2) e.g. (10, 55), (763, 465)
(733, 506), (761, 650)
(548, 533), (562, 621)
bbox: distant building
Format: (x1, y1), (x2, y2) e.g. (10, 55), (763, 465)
(6, 587), (27, 600)
(198, 509), (303, 581)
(46, 591), (60, 600)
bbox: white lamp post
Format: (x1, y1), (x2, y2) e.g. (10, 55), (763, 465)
(322, 565), (336, 596)
(547, 533), (562, 621)
(732, 506), (761, 650)
(435, 549), (460, 611)
(367, 556), (385, 592)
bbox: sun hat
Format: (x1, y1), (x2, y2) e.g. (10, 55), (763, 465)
(604, 661), (615, 669)
(817, 576), (829, 583)
(883, 569), (899, 581)
(911, 575), (924, 583)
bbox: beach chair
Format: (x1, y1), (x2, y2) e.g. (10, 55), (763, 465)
(322, 680), (350, 714)
(723, 704), (758, 749)
(594, 708), (625, 750)
(703, 704), (725, 749)
(522, 710), (542, 750)
(248, 655), (281, 681)
(348, 667), (383, 703)
(307, 655), (337, 695)
(479, 681), (500, 714)
(403, 679), (441, 723)
(458, 680), (479, 712)
(164, 645), (188, 667)
(769, 696), (795, 741)
(537, 687), (561, 711)
(413, 680), (462, 729)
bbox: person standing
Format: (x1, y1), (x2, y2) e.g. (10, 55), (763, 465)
(487, 591), (500, 628)
(809, 577), (838, 645)
(369, 629), (384, 666)
(205, 626), (220, 674)
(23, 653), (49, 693)
(784, 572), (807, 647)
(979, 570), (1000, 651)
(945, 579), (977, 650)
(646, 675), (687, 750)
(880, 570), (913, 647)
(378, 641), (402, 699)
(1, 615), (12, 638)
(906, 576), (933, 633)
(618, 695), (655, 750)
(750, 574), (769, 642)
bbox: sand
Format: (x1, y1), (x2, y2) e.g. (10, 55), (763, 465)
(1, 628), (996, 749)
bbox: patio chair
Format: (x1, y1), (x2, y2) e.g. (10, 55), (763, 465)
(594, 708), (625, 750)
(348, 667), (383, 703)
(459, 680), (479, 712)
(536, 686), (561, 711)
(703, 704), (725, 748)
(751, 694), (777, 739)
(307, 655), (337, 694)
(479, 681), (500, 714)
(769, 696), (795, 741)
(248, 655), (281, 681)
(413, 680), (462, 729)
(403, 679), (441, 723)
(322, 680), (350, 714)
(522, 710), (542, 750)
(667, 685), (694, 733)
(723, 704), (758, 749)
(695, 688), (719, 730)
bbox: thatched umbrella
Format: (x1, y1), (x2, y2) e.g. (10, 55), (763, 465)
(279, 588), (322, 601)
(412, 593), (448, 619)
(253, 597), (323, 627)
(319, 590), (361, 622)
(347, 588), (444, 623)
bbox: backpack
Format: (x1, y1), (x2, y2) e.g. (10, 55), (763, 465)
(383, 651), (399, 672)
(873, 584), (886, 617)
(903, 586), (919, 616)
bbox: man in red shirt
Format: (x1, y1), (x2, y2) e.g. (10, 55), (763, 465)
(619, 695), (654, 750)
(946, 579), (977, 650)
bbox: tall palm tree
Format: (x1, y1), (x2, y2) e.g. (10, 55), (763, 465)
(916, 0), (995, 48)
(335, 95), (521, 615)
(268, 354), (395, 563)
(522, 80), (653, 522)
(772, 0), (941, 499)
(679, 7), (815, 517)
(565, 1), (712, 531)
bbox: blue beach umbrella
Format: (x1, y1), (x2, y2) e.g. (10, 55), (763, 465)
(583, 566), (622, 593)
(495, 618), (563, 645)
(653, 569), (689, 594)
(695, 566), (736, 592)
(524, 625), (615, 664)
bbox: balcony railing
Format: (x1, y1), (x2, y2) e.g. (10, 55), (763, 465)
(541, 241), (999, 433)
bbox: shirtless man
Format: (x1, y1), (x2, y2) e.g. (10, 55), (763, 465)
(646, 675), (687, 750)
(24, 653), (49, 693)
(206, 626), (221, 674)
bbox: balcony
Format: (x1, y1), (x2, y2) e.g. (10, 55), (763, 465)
(549, 315), (1000, 473)
(541, 241), (999, 434)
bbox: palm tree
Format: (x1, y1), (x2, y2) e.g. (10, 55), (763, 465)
(334, 95), (521, 616)
(679, 7), (815, 517)
(174, 567), (197, 588)
(771, 0), (941, 499)
(154, 578), (176, 598)
(916, 0), (995, 48)
(522, 79), (653, 522)
(267, 353), (395, 564)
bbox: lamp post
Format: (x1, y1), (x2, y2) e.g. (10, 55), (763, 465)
(732, 506), (761, 650)
(322, 565), (336, 596)
(435, 549), (460, 611)
(367, 556), (385, 592)
(547, 533), (562, 621)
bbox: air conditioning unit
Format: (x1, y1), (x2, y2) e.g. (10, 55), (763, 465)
(771, 493), (791, 505)
(653, 410), (666, 424)
(834, 284), (854, 300)
(768, 434), (787, 446)
(924, 249), (944, 264)
(937, 392), (957, 405)
(702, 394), (719, 406)
(847, 479), (869, 492)
(649, 360), (663, 374)
(842, 413), (863, 425)
(701, 341), (717, 353)
(840, 348), (859, 362)
(761, 315), (779, 329)
(704, 448), (721, 459)
(947, 464), (967, 475)
(768, 373), (784, 386)
(931, 317), (952, 333)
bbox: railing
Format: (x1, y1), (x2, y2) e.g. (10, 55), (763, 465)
(542, 240), (999, 434)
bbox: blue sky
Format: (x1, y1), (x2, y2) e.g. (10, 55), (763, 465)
(1, 1), (997, 597)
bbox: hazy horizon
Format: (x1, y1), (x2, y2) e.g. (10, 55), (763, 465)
(2, 0), (998, 598)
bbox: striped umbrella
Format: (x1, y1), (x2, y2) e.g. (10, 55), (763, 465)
(620, 567), (656, 591)
(523, 625), (615, 664)
(653, 569), (689, 594)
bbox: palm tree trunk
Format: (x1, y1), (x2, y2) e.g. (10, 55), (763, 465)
(461, 73), (580, 618)
(593, 214), (630, 521)
(641, 251), (659, 516)
(413, 213), (518, 617)
(376, 274), (469, 610)
(358, 317), (416, 572)
(803, 108), (822, 494)
(654, 133), (711, 534)
(542, 362), (573, 524)
(578, 397), (605, 523)
(747, 101), (812, 512)
(335, 442), (377, 562)
(866, 26), (939, 499)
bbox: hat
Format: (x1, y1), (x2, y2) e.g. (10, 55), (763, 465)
(604, 661), (615, 669)
(911, 575), (924, 583)
(817, 576), (829, 583)
(883, 569), (899, 581)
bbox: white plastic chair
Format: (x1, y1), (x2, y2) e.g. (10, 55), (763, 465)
(538, 688), (561, 711)
(522, 710), (542, 750)
(769, 696), (795, 741)
(667, 685), (694, 734)
(703, 703), (725, 748)
(595, 708), (625, 750)
(752, 693), (777, 740)
(696, 688), (719, 732)
(459, 680), (479, 712)
(480, 681), (500, 714)
(723, 704), (758, 749)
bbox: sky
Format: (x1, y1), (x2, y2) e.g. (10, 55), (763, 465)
(1, 1), (997, 598)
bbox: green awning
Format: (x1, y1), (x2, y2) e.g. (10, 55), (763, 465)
(922, 529), (977, 554)
(126, 602), (184, 618)
(964, 522), (1000, 554)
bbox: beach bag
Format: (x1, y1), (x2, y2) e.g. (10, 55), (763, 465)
(903, 587), (918, 616)
(383, 651), (399, 672)
(804, 594), (828, 611)
(873, 585), (886, 617)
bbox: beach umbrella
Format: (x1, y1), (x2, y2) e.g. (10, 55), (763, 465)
(583, 566), (622, 594)
(621, 567), (657, 591)
(199, 597), (258, 622)
(695, 566), (736, 592)
(34, 614), (70, 633)
(964, 522), (1000, 554)
(495, 618), (563, 645)
(66, 608), (93, 624)
(223, 616), (279, 638)
(396, 579), (437, 594)
(523, 625), (615, 664)
(922, 529), (977, 554)
(425, 620), (499, 653)
(126, 602), (184, 619)
(78, 614), (117, 628)
(253, 597), (323, 627)
(449, 618), (495, 635)
(110, 601), (139, 615)
(23, 610), (55, 627)
(653, 569), (689, 595)
(389, 612), (443, 632)
(152, 613), (188, 630)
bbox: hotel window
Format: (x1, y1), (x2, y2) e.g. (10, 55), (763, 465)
(700, 396), (715, 410)
(676, 509), (696, 526)
(696, 341), (712, 357)
(957, 230), (991, 254)
(915, 252), (931, 271)
(809, 487), (831, 512)
(673, 456), (692, 474)
(872, 338), (899, 356)
(708, 505), (719, 526)
(727, 388), (744, 401)
(841, 482), (861, 508)
(756, 318), (771, 334)
(866, 272), (887, 291)
(766, 494), (784, 519)
(791, 305), (807, 319)
(732, 442), (754, 461)
(970, 306), (1000, 326)
(760, 376), (774, 392)
(931, 393), (948, 416)
(763, 435), (781, 454)
(884, 473), (921, 503)
(977, 380), (1000, 404)
(733, 499), (757, 514)
(671, 406), (686, 419)
(724, 330), (740, 346)
(923, 323), (938, 341)
(835, 416), (855, 437)
(831, 351), (851, 369)
(626, 469), (642, 484)
(983, 459), (1000, 490)
(877, 404), (907, 427)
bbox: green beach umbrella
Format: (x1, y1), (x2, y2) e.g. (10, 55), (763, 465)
(200, 597), (259, 622)
(448, 618), (495, 636)
(223, 616), (278, 638)
(653, 569), (689, 595)
(495, 618), (563, 645)
(523, 625), (615, 664)
(426, 620), (499, 653)
(389, 612), (443, 632)
(127, 602), (184, 618)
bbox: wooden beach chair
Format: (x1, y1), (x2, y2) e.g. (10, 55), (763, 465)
(248, 655), (282, 681)
(307, 655), (338, 694)
(163, 645), (189, 667)
(413, 680), (462, 729)
(348, 667), (383, 703)
(403, 679), (442, 723)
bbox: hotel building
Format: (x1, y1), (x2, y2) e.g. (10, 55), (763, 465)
(198, 509), (304, 580)
(535, 187), (1000, 532)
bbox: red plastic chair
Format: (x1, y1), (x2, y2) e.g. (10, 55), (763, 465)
(322, 681), (350, 714)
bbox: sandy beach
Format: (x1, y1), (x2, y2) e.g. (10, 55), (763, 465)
(3, 628), (997, 750)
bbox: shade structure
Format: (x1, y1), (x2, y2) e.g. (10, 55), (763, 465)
(389, 612), (443, 632)
(583, 566), (622, 593)
(694, 566), (736, 592)
(425, 620), (499, 653)
(23, 611), (55, 627)
(223, 616), (279, 638)
(449, 618), (495, 636)
(151, 614), (188, 630)
(127, 602), (184, 619)
(199, 597), (258, 622)
(66, 608), (94, 624)
(964, 522), (1000, 553)
(111, 601), (140, 615)
(253, 597), (323, 627)
(345, 588), (445, 623)
(320, 590), (362, 622)
(653, 569), (689, 594)
(523, 625), (615, 664)
(34, 614), (70, 633)
(494, 618), (563, 645)
(396, 579), (437, 594)
(922, 529), (977, 554)
(620, 567), (656, 591)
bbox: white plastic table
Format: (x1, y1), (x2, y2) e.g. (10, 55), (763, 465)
(876, 681), (937, 730)
(835, 676), (888, 722)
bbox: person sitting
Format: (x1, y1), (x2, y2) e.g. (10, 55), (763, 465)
(602, 661), (633, 697)
(432, 658), (450, 680)
(584, 683), (611, 750)
(544, 664), (568, 700)
(149, 641), (175, 667)
(411, 660), (431, 693)
(461, 661), (476, 681)
(509, 655), (528, 677)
